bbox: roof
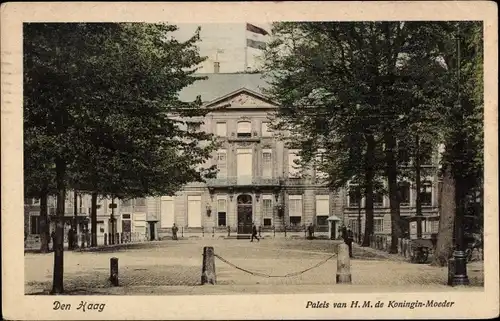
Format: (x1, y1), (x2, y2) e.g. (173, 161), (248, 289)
(178, 73), (270, 102)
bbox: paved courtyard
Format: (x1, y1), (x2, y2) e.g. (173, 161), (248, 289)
(25, 239), (484, 295)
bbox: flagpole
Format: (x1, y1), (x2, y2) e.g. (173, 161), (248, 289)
(244, 24), (248, 72)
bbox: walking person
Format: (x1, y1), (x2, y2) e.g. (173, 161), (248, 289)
(345, 226), (354, 258)
(251, 223), (260, 242)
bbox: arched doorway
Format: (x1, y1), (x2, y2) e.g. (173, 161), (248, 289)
(237, 194), (253, 234)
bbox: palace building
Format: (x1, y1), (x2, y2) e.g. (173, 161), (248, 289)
(24, 72), (440, 244)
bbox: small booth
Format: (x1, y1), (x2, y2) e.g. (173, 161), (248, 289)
(402, 215), (440, 263)
(327, 215), (342, 240)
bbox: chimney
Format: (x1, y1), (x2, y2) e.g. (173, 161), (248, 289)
(214, 61), (220, 74)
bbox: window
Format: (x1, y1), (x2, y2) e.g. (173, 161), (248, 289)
(315, 149), (327, 179)
(237, 121), (252, 137)
(316, 195), (329, 226)
(217, 197), (227, 227)
(290, 216), (302, 226)
(187, 121), (200, 132)
(349, 219), (360, 237)
(420, 141), (433, 165)
(122, 199), (132, 207)
(288, 195), (302, 226)
(216, 122), (227, 137)
(32, 198), (40, 205)
(374, 192), (384, 207)
(263, 196), (273, 224)
(348, 186), (362, 207)
(261, 122), (272, 137)
(288, 150), (301, 178)
(317, 215), (328, 226)
(263, 218), (272, 226)
(30, 216), (40, 234)
(216, 150), (227, 178)
(374, 218), (384, 233)
(122, 214), (131, 219)
(420, 181), (433, 206)
(262, 150), (272, 178)
(399, 182), (411, 206)
(398, 141), (410, 165)
(135, 198), (146, 206)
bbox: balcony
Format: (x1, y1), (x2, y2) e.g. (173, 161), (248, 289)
(206, 176), (280, 187)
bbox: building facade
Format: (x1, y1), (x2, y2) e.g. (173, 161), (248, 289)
(24, 73), (440, 243)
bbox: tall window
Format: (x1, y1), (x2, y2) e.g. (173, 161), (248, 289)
(374, 192), (384, 207)
(262, 196), (273, 226)
(348, 186), (362, 207)
(30, 215), (40, 234)
(420, 181), (433, 206)
(315, 195), (329, 226)
(398, 141), (410, 165)
(374, 218), (384, 233)
(288, 195), (303, 226)
(237, 121), (252, 137)
(288, 150), (301, 178)
(216, 122), (227, 137)
(315, 148), (327, 179)
(216, 149), (227, 178)
(399, 182), (411, 206)
(420, 141), (433, 165)
(262, 150), (272, 178)
(217, 197), (227, 227)
(261, 122), (272, 137)
(135, 198), (146, 206)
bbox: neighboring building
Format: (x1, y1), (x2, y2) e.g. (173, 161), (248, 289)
(24, 72), (440, 242)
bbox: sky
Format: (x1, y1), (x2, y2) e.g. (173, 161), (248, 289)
(171, 23), (273, 73)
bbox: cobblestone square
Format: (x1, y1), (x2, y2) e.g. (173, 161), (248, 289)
(24, 239), (484, 295)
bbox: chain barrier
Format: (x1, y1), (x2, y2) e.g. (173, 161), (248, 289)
(213, 253), (337, 278)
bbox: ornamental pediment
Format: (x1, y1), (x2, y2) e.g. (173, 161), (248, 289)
(205, 88), (277, 110)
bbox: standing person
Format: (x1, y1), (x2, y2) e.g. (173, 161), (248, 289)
(67, 228), (73, 250)
(172, 223), (178, 241)
(50, 230), (56, 252)
(346, 226), (354, 258)
(341, 225), (347, 241)
(251, 224), (260, 242)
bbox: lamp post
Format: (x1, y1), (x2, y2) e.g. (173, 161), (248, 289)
(450, 23), (469, 286)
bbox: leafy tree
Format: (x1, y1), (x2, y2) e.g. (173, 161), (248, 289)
(23, 22), (216, 293)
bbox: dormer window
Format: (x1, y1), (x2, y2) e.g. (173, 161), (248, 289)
(237, 121), (252, 137)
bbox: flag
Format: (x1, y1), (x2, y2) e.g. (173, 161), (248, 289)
(246, 38), (267, 50)
(246, 23), (269, 36)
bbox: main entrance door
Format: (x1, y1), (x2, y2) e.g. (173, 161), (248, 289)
(237, 194), (253, 234)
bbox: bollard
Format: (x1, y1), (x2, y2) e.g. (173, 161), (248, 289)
(104, 233), (108, 246)
(201, 246), (216, 285)
(336, 243), (352, 284)
(212, 227), (215, 238)
(227, 226), (230, 237)
(273, 226), (275, 238)
(110, 257), (119, 286)
(447, 258), (455, 286)
(202, 227), (204, 237)
(181, 226), (184, 238)
(284, 226), (287, 238)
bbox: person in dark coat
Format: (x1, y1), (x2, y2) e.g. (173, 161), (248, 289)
(50, 230), (56, 251)
(172, 223), (178, 240)
(251, 224), (260, 242)
(341, 225), (348, 241)
(345, 226), (354, 258)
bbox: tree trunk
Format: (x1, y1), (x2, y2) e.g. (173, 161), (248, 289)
(431, 166), (455, 266)
(91, 192), (98, 247)
(51, 157), (66, 294)
(385, 133), (401, 254)
(39, 185), (50, 253)
(362, 134), (375, 247)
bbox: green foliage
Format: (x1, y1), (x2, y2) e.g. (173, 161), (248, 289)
(24, 23), (217, 200)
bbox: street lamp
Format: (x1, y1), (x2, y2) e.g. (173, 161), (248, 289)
(450, 23), (470, 286)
